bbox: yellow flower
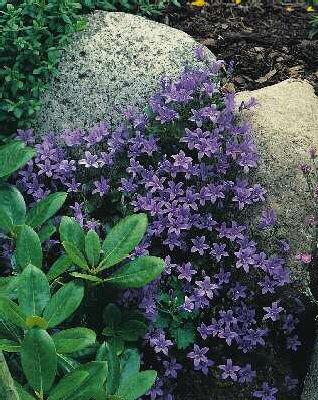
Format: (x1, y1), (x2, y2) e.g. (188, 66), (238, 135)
(235, 0), (242, 4)
(191, 0), (206, 6)
(285, 5), (294, 11)
(306, 5), (315, 11)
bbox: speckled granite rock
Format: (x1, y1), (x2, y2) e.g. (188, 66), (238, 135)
(33, 11), (214, 137)
(236, 79), (318, 286)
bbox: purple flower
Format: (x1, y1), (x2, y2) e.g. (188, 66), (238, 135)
(191, 236), (209, 255)
(177, 262), (196, 282)
(263, 301), (284, 322)
(219, 359), (240, 381)
(259, 208), (277, 230)
(163, 358), (182, 378)
(286, 335), (301, 351)
(238, 364), (256, 383)
(253, 382), (278, 400)
(152, 333), (173, 356)
(210, 243), (228, 262)
(195, 276), (219, 299)
(78, 151), (99, 168)
(197, 323), (214, 340)
(92, 177), (109, 197)
(187, 344), (214, 374)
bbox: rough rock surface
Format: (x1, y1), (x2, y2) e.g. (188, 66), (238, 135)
(33, 11), (214, 137)
(236, 79), (318, 286)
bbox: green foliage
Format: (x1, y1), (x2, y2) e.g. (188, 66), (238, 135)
(0, 0), (87, 137)
(0, 141), (35, 178)
(309, 15), (318, 39)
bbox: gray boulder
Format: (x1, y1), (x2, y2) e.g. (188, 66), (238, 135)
(33, 11), (214, 137)
(236, 79), (318, 286)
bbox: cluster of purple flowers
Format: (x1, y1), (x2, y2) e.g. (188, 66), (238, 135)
(12, 49), (301, 399)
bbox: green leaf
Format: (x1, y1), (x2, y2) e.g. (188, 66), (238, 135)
(64, 362), (108, 400)
(43, 281), (84, 328)
(38, 221), (56, 243)
(63, 241), (88, 270)
(0, 141), (35, 178)
(103, 303), (122, 326)
(96, 342), (119, 395)
(0, 297), (26, 329)
(0, 338), (21, 352)
(48, 370), (89, 400)
(70, 272), (103, 283)
(60, 216), (85, 251)
(171, 325), (195, 349)
(26, 192), (67, 228)
(16, 225), (42, 269)
(116, 371), (157, 400)
(100, 214), (148, 270)
(15, 382), (37, 400)
(119, 349), (140, 385)
(85, 230), (101, 266)
(18, 264), (50, 316)
(21, 328), (57, 393)
(57, 354), (80, 374)
(0, 184), (26, 232)
(117, 320), (147, 341)
(104, 256), (164, 288)
(25, 316), (48, 330)
(46, 255), (72, 282)
(0, 276), (19, 299)
(53, 328), (96, 354)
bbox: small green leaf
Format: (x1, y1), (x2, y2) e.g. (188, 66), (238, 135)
(117, 320), (147, 341)
(0, 184), (26, 232)
(0, 296), (26, 329)
(97, 342), (120, 395)
(46, 255), (72, 282)
(0, 141), (35, 178)
(60, 216), (85, 251)
(171, 325), (196, 349)
(116, 371), (157, 400)
(63, 241), (88, 270)
(70, 272), (103, 283)
(53, 328), (96, 354)
(26, 192), (67, 228)
(38, 222), (56, 243)
(0, 338), (21, 352)
(104, 256), (164, 288)
(100, 214), (148, 270)
(18, 264), (50, 316)
(43, 281), (84, 328)
(119, 349), (140, 385)
(85, 230), (101, 266)
(103, 303), (122, 326)
(48, 370), (89, 400)
(21, 328), (57, 393)
(16, 225), (42, 269)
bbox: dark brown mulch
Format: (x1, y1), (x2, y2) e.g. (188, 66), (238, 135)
(159, 3), (318, 94)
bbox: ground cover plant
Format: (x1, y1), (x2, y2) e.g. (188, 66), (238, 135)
(0, 141), (165, 399)
(3, 49), (306, 399)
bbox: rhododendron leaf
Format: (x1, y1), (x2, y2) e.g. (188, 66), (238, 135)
(62, 241), (88, 270)
(60, 216), (85, 251)
(18, 264), (50, 316)
(0, 276), (19, 299)
(100, 214), (148, 270)
(96, 342), (119, 395)
(38, 221), (56, 243)
(57, 354), (80, 374)
(70, 272), (103, 283)
(43, 281), (84, 328)
(47, 370), (89, 400)
(0, 184), (26, 232)
(16, 225), (42, 269)
(0, 338), (21, 352)
(104, 256), (164, 288)
(0, 141), (35, 178)
(85, 229), (101, 266)
(52, 328), (96, 354)
(116, 371), (157, 400)
(0, 296), (27, 329)
(26, 192), (67, 228)
(46, 254), (72, 282)
(21, 328), (57, 393)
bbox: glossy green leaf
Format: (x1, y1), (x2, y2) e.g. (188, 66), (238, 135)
(21, 328), (57, 393)
(116, 371), (157, 400)
(26, 192), (67, 228)
(96, 342), (119, 395)
(85, 229), (101, 266)
(16, 225), (42, 269)
(0, 296), (26, 329)
(46, 254), (72, 282)
(53, 328), (96, 354)
(62, 241), (88, 270)
(70, 272), (103, 283)
(0, 276), (19, 299)
(0, 338), (21, 352)
(15, 382), (37, 400)
(57, 354), (80, 374)
(119, 349), (140, 385)
(48, 370), (89, 400)
(100, 214), (148, 269)
(60, 216), (85, 251)
(38, 222), (57, 243)
(104, 256), (164, 288)
(43, 281), (84, 328)
(18, 264), (50, 316)
(0, 141), (35, 178)
(0, 184), (26, 232)
(118, 320), (147, 341)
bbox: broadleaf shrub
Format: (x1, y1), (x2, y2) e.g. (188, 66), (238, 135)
(9, 49), (303, 399)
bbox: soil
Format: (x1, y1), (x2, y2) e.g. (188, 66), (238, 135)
(159, 2), (318, 94)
